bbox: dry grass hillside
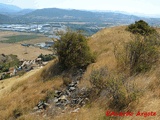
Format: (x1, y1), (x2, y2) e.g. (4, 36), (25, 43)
(0, 26), (160, 120)
(80, 26), (160, 120)
(0, 60), (63, 120)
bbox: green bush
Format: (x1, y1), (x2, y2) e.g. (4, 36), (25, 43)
(38, 54), (56, 62)
(116, 21), (159, 75)
(114, 35), (159, 75)
(126, 20), (156, 35)
(0, 54), (20, 73)
(106, 75), (138, 110)
(54, 30), (95, 69)
(89, 67), (139, 110)
(89, 66), (108, 90)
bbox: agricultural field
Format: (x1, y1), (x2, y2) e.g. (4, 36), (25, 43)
(1, 35), (40, 43)
(0, 31), (49, 43)
(0, 31), (53, 60)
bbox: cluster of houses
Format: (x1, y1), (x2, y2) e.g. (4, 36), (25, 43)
(0, 57), (48, 80)
(34, 41), (54, 49)
(21, 41), (55, 50)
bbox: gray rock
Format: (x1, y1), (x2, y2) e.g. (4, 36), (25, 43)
(33, 106), (39, 110)
(69, 87), (76, 91)
(54, 98), (59, 103)
(65, 90), (71, 96)
(59, 95), (67, 100)
(55, 102), (62, 107)
(71, 99), (79, 105)
(54, 90), (63, 98)
(71, 108), (80, 113)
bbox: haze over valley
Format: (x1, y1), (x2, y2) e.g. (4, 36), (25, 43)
(0, 3), (160, 36)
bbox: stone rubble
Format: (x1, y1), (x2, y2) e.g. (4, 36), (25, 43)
(33, 69), (91, 117)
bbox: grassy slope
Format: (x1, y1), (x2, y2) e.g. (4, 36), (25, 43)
(83, 26), (160, 120)
(0, 60), (63, 120)
(0, 26), (160, 120)
(57, 26), (160, 120)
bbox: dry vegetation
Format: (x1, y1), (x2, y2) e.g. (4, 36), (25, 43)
(78, 26), (160, 120)
(0, 26), (160, 120)
(0, 60), (63, 120)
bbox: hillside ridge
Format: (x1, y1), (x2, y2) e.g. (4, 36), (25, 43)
(0, 26), (160, 120)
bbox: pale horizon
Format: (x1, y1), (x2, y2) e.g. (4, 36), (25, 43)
(0, 0), (160, 16)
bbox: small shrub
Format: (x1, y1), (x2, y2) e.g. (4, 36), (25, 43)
(45, 91), (55, 102)
(38, 54), (56, 62)
(13, 109), (22, 119)
(106, 74), (139, 110)
(89, 67), (139, 110)
(3, 73), (10, 79)
(40, 61), (62, 81)
(89, 66), (108, 90)
(63, 77), (72, 86)
(2, 65), (9, 72)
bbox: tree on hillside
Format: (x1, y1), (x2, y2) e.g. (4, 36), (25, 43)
(54, 30), (95, 69)
(126, 20), (156, 35)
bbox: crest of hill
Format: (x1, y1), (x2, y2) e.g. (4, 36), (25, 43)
(87, 26), (131, 70)
(89, 25), (160, 55)
(25, 8), (95, 18)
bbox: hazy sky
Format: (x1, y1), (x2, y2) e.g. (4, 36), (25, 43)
(1, 0), (160, 15)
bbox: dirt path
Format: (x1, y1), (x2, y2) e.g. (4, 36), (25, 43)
(0, 68), (42, 97)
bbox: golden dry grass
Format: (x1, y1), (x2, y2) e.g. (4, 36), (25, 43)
(77, 26), (160, 120)
(0, 60), (63, 120)
(1, 26), (160, 120)
(80, 26), (131, 88)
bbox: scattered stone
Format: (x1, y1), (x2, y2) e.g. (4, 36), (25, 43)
(37, 101), (49, 110)
(54, 90), (62, 98)
(69, 87), (76, 91)
(71, 99), (79, 105)
(65, 90), (71, 96)
(71, 108), (80, 113)
(54, 98), (59, 103)
(33, 69), (90, 117)
(59, 95), (67, 100)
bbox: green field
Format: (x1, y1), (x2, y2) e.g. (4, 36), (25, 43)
(1, 34), (40, 43)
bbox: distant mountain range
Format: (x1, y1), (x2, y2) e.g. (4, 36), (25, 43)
(0, 3), (34, 16)
(0, 3), (22, 14)
(15, 9), (35, 15)
(0, 3), (160, 26)
(0, 14), (12, 23)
